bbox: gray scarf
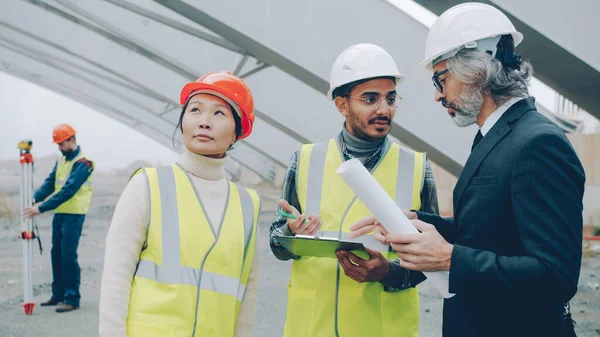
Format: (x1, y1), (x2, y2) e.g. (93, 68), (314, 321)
(339, 126), (386, 167)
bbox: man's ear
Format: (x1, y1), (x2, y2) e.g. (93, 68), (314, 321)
(334, 97), (349, 118)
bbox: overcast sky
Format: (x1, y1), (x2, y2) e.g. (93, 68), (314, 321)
(1, 1), (596, 172)
(0, 73), (179, 170)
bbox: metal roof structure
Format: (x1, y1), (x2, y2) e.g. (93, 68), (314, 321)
(2, 0), (593, 181)
(415, 0), (600, 121)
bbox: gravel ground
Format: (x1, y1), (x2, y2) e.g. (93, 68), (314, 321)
(0, 173), (598, 337)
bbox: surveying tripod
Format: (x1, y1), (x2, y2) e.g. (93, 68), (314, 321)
(18, 140), (42, 315)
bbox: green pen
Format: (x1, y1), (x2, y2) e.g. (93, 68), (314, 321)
(277, 209), (308, 223)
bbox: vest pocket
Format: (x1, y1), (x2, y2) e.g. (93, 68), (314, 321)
(126, 320), (175, 337)
(284, 287), (316, 337)
(336, 293), (369, 337)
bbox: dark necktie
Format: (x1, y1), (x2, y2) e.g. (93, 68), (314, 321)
(471, 130), (483, 152)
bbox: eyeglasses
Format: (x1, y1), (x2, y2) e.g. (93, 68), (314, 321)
(432, 68), (449, 93)
(347, 94), (402, 110)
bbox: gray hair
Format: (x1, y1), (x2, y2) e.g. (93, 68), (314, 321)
(446, 48), (533, 106)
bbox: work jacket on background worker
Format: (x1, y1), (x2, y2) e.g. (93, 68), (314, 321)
(126, 165), (260, 337)
(34, 146), (94, 214)
(54, 151), (93, 214)
(285, 137), (426, 337)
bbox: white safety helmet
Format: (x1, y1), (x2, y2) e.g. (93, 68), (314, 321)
(418, 2), (523, 71)
(328, 43), (405, 100)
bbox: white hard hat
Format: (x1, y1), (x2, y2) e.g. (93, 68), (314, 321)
(417, 2), (523, 71)
(328, 43), (405, 100)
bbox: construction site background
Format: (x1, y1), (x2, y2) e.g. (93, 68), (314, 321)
(0, 131), (599, 336)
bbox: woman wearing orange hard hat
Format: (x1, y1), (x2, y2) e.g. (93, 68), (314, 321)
(99, 72), (261, 337)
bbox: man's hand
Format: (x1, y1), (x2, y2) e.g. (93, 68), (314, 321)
(387, 220), (453, 272)
(23, 205), (41, 219)
(279, 199), (322, 235)
(348, 210), (417, 244)
(336, 247), (390, 283)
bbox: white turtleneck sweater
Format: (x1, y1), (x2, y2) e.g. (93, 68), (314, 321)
(99, 148), (259, 337)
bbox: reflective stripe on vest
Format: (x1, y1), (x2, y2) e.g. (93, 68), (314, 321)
(135, 165), (256, 301)
(127, 165), (260, 337)
(54, 152), (93, 214)
(136, 262), (246, 301)
(286, 138), (425, 337)
(301, 141), (422, 214)
(56, 177), (92, 187)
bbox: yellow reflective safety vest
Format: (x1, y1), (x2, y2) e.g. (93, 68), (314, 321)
(285, 138), (425, 337)
(126, 164), (260, 337)
(54, 152), (93, 214)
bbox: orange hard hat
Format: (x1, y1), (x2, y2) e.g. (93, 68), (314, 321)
(180, 71), (255, 140)
(52, 124), (76, 144)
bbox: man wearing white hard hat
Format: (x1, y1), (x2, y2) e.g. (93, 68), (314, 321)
(269, 43), (439, 337)
(350, 3), (585, 337)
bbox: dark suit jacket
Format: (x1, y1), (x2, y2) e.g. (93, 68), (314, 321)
(418, 98), (585, 337)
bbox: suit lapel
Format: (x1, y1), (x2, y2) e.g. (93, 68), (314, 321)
(453, 123), (510, 211)
(453, 98), (536, 213)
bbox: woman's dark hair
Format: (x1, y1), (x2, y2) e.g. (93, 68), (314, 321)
(172, 99), (242, 149)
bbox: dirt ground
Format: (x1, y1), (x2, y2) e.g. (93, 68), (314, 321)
(0, 171), (599, 337)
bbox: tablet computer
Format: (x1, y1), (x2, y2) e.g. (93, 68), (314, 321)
(276, 235), (369, 259)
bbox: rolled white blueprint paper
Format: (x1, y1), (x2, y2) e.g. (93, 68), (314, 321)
(337, 158), (455, 299)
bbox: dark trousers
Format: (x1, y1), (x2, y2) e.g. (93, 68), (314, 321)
(50, 213), (85, 307)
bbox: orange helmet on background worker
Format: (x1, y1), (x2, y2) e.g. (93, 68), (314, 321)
(180, 71), (255, 140)
(52, 124), (76, 144)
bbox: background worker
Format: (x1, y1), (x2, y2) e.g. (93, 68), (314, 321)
(24, 123), (94, 313)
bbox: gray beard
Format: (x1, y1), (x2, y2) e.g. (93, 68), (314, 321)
(448, 84), (484, 128)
